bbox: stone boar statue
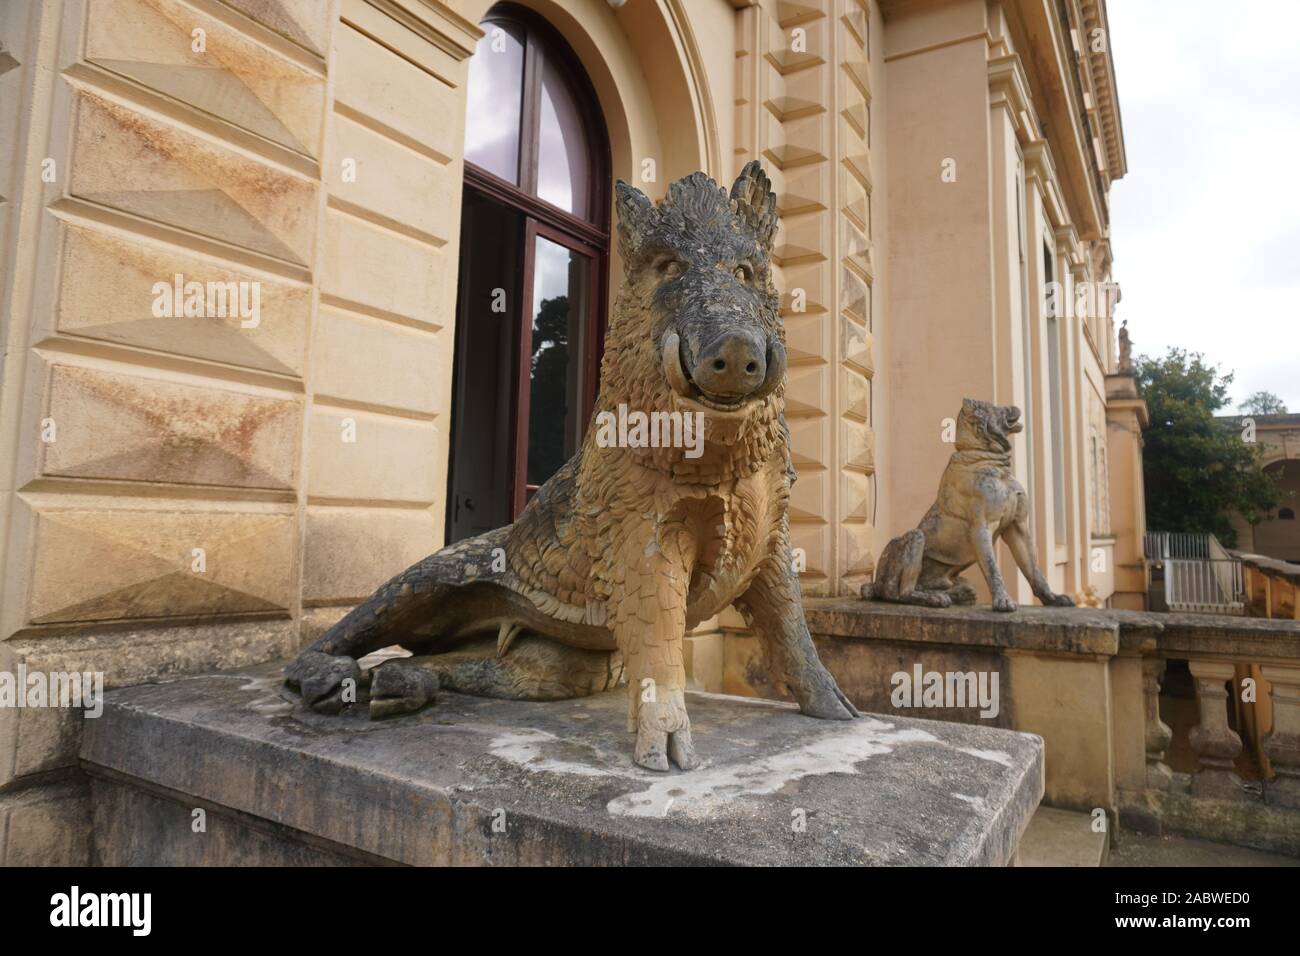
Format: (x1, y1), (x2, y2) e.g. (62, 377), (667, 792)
(286, 161), (858, 771)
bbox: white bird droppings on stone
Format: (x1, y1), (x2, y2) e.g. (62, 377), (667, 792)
(606, 720), (939, 818)
(955, 747), (1013, 767)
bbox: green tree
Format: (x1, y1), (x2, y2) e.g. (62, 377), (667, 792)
(1238, 390), (1288, 415)
(1138, 348), (1278, 546)
(526, 295), (570, 485)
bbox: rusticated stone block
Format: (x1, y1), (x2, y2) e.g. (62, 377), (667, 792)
(222, 0), (330, 56)
(306, 408), (439, 503)
(840, 417), (874, 473)
(840, 469), (871, 523)
(54, 221), (309, 376)
(311, 304), (444, 414)
(36, 361), (301, 489)
(85, 0), (326, 157)
(321, 211), (455, 326)
(24, 504), (295, 624)
(68, 88), (317, 264)
(333, 23), (463, 159)
(326, 113), (453, 241)
(840, 364), (869, 420)
(838, 520), (874, 579)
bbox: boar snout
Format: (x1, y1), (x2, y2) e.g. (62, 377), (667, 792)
(693, 330), (766, 400)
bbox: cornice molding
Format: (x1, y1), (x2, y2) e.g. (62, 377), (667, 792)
(1079, 0), (1126, 179)
(361, 0), (484, 61)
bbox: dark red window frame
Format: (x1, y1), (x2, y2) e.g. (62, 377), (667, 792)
(462, 2), (611, 517)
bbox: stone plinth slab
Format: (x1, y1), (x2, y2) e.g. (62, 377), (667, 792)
(81, 663), (1043, 866)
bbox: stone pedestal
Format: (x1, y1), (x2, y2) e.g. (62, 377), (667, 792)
(81, 662), (1044, 866)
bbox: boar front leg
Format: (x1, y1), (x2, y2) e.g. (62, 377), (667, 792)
(610, 530), (697, 772)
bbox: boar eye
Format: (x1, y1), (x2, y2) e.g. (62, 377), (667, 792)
(659, 259), (684, 278)
(733, 263), (753, 283)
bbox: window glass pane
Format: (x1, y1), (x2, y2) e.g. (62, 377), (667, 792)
(536, 56), (590, 219)
(527, 236), (590, 488)
(464, 21), (524, 184)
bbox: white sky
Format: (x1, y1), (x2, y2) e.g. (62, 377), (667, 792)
(1107, 0), (1300, 412)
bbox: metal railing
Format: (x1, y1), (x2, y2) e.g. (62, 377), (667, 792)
(1162, 559), (1245, 615)
(1145, 532), (1246, 615)
(1145, 532), (1211, 560)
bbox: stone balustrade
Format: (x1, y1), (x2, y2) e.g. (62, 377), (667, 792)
(1235, 552), (1300, 620)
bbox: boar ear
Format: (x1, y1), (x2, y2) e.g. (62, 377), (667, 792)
(961, 398), (976, 414)
(614, 180), (656, 260)
(730, 160), (778, 249)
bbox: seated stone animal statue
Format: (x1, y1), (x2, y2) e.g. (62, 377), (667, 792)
(285, 161), (858, 771)
(861, 399), (1075, 613)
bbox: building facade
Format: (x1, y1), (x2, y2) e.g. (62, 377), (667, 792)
(1226, 414), (1300, 564)
(0, 0), (1142, 862)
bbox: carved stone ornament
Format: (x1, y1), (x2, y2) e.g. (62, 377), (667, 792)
(861, 399), (1076, 612)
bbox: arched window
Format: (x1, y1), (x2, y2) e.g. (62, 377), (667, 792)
(1280, 508), (1296, 521)
(448, 4), (610, 542)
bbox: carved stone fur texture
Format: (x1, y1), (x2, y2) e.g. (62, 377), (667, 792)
(861, 398), (1076, 613)
(285, 162), (858, 771)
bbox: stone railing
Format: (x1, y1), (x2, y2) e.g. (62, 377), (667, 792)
(1234, 551), (1300, 620)
(698, 600), (1300, 856)
(1132, 612), (1300, 854)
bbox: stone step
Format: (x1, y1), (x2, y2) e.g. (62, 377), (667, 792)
(1016, 806), (1108, 866)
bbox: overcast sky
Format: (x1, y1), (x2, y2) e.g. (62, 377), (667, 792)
(1107, 1), (1300, 412)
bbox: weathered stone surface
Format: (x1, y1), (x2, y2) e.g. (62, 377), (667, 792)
(332, 22), (464, 157)
(82, 662), (1043, 865)
(222, 0), (330, 56)
(1118, 785), (1300, 858)
(306, 408), (439, 503)
(1016, 806), (1107, 867)
(804, 598), (1122, 655)
(301, 506), (435, 604)
(320, 215), (454, 327)
(326, 113), (453, 241)
(0, 780), (91, 866)
(1, 620), (298, 784)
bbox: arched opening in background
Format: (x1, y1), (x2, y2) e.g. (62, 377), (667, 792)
(447, 2), (611, 543)
(1255, 460), (1300, 562)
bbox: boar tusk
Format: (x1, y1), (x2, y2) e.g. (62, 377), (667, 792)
(661, 331), (693, 398)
